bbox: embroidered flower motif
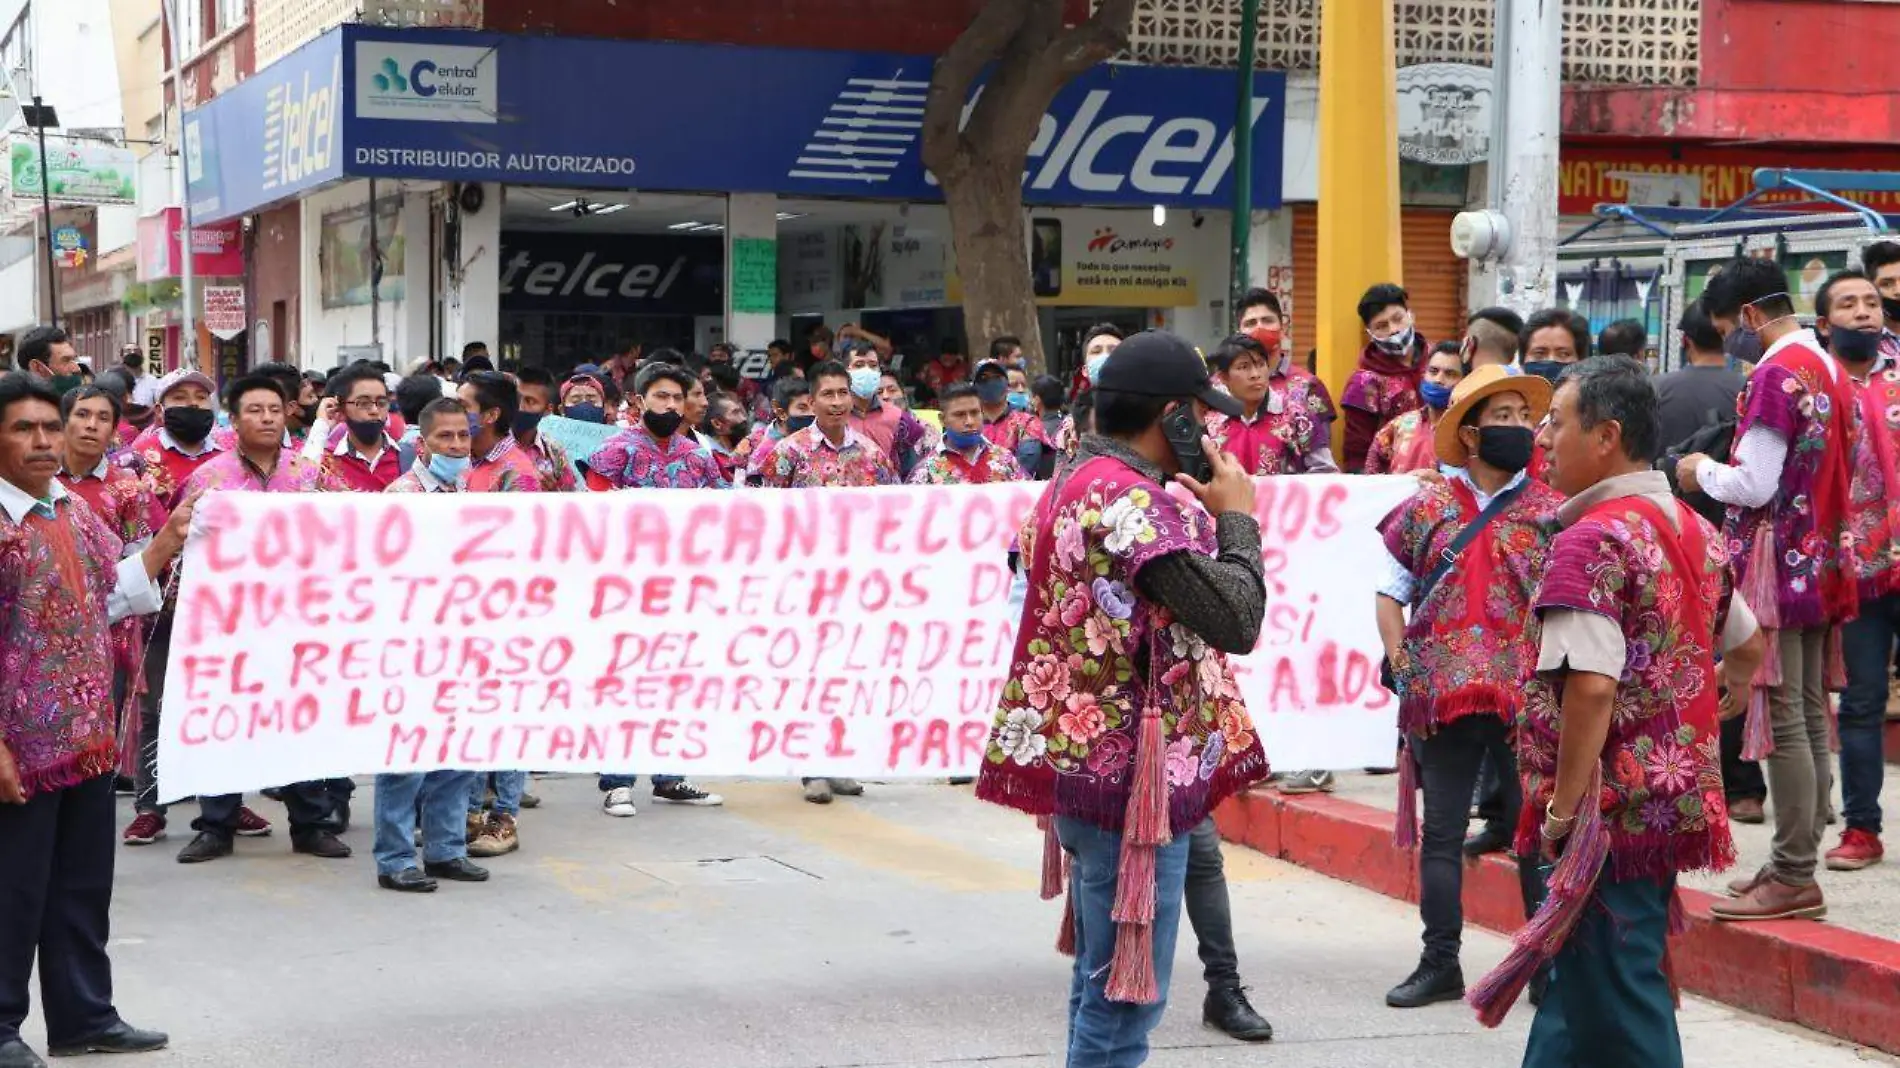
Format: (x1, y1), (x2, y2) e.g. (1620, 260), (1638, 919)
(1643, 740), (1697, 794)
(1086, 731), (1133, 777)
(1091, 577), (1135, 620)
(1057, 692), (1107, 742)
(1623, 639), (1654, 680)
(1639, 796), (1679, 833)
(1168, 623), (1207, 662)
(1199, 732), (1226, 780)
(1165, 735), (1198, 787)
(1083, 614), (1118, 656)
(1054, 517), (1087, 570)
(1099, 495), (1157, 556)
(1057, 585), (1091, 628)
(1021, 654), (1073, 710)
(1613, 750), (1645, 790)
(996, 707), (1048, 766)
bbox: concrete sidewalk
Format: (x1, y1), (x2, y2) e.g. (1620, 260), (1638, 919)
(1217, 774), (1900, 1057)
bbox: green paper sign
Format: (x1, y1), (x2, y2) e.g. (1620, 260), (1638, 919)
(11, 135), (136, 205)
(730, 237), (777, 315)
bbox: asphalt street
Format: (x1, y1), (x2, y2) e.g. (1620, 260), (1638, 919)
(23, 778), (1891, 1067)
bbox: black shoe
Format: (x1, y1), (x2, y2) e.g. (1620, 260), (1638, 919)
(1202, 984), (1273, 1041)
(290, 829), (352, 859)
(0, 1038), (45, 1068)
(1386, 961), (1465, 1008)
(331, 799), (351, 834)
(424, 857), (491, 882)
(377, 867), (438, 893)
(176, 830), (233, 864)
(113, 775), (135, 796)
(47, 1020), (168, 1057)
(1463, 825), (1511, 858)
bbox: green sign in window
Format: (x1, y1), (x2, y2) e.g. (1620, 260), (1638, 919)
(730, 237), (777, 315)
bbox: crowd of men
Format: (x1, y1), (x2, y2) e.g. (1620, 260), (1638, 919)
(3, 240), (1898, 1068)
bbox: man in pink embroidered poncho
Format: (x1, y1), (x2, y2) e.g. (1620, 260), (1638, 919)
(975, 331), (1270, 1067)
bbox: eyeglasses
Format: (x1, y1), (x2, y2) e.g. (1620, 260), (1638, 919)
(346, 397), (392, 413)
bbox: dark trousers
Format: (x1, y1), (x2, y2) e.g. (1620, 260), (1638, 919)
(1839, 593), (1900, 835)
(1185, 817), (1239, 988)
(1719, 715), (1766, 804)
(0, 775), (120, 1047)
(1415, 716), (1543, 969)
(196, 783), (332, 839)
(132, 617), (171, 816)
(1522, 871), (1682, 1068)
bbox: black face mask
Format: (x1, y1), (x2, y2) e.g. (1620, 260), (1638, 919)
(1883, 296), (1900, 323)
(725, 419), (752, 443)
(1829, 325), (1884, 363)
(563, 403), (605, 425)
(643, 408), (684, 438)
(1473, 425), (1535, 474)
(1161, 402), (1212, 484)
(512, 410), (546, 436)
(786, 414), (817, 433)
(346, 417), (385, 444)
(163, 406), (215, 445)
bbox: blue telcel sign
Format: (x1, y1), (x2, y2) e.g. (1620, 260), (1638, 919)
(182, 25), (1287, 221)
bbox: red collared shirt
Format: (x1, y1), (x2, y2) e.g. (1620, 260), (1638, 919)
(319, 436), (403, 493)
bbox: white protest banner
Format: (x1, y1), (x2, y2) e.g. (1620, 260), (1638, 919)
(156, 476), (1419, 800)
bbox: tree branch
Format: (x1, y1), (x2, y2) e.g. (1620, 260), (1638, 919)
(921, 0), (1028, 175)
(1043, 0), (1136, 77)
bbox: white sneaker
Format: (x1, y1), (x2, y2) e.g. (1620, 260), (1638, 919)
(602, 786), (638, 818)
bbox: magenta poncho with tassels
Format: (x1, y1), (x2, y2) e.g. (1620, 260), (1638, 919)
(1470, 494), (1736, 1025)
(1378, 476), (1563, 846)
(975, 454), (1270, 1003)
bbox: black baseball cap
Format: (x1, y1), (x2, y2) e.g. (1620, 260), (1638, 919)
(1094, 330), (1244, 418)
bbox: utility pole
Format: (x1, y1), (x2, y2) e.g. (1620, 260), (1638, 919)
(1227, 0), (1260, 321)
(18, 85), (59, 328)
(161, 0), (198, 370)
(1452, 0), (1560, 319)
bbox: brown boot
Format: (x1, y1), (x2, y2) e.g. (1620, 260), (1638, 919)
(468, 813), (519, 858)
(1729, 797), (1765, 824)
(1710, 877), (1826, 922)
(1725, 864), (1770, 898)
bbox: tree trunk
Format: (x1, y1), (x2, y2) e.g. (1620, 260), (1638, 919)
(922, 0), (1134, 374)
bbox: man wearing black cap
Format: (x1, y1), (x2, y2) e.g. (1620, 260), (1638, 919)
(977, 330), (1274, 1063)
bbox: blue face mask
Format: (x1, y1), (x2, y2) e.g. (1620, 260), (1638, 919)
(1006, 391), (1031, 412)
(975, 379), (1008, 406)
(427, 453), (470, 484)
(1086, 355), (1111, 384)
(848, 367), (881, 400)
(945, 427), (988, 451)
(563, 403), (605, 424)
(466, 411), (483, 436)
(1418, 380), (1454, 410)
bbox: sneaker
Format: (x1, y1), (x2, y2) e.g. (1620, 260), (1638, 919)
(234, 806), (273, 837)
(519, 791), (542, 809)
(1825, 828), (1885, 871)
(469, 813), (519, 857)
(1276, 770), (1336, 795)
(1385, 961), (1465, 1008)
(828, 778), (865, 797)
(803, 778), (834, 805)
(601, 786), (639, 818)
(653, 781), (724, 806)
(466, 810), (490, 843)
(123, 812), (168, 846)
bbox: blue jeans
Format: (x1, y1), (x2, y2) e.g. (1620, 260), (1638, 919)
(598, 774), (683, 791)
(1057, 816), (1193, 1068)
(469, 771), (528, 817)
(1522, 870), (1680, 1068)
(1839, 594), (1898, 835)
(374, 771), (476, 876)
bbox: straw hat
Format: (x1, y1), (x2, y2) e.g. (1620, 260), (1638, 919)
(1434, 364), (1552, 466)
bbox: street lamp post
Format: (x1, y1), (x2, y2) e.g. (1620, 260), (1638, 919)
(17, 79), (60, 328)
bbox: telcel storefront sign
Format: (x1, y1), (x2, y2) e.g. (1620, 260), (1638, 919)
(182, 27), (1287, 219)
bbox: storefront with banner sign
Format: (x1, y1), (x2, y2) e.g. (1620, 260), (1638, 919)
(133, 207), (246, 378)
(180, 25), (1289, 373)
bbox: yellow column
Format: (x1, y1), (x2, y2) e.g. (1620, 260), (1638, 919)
(1316, 0), (1402, 447)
